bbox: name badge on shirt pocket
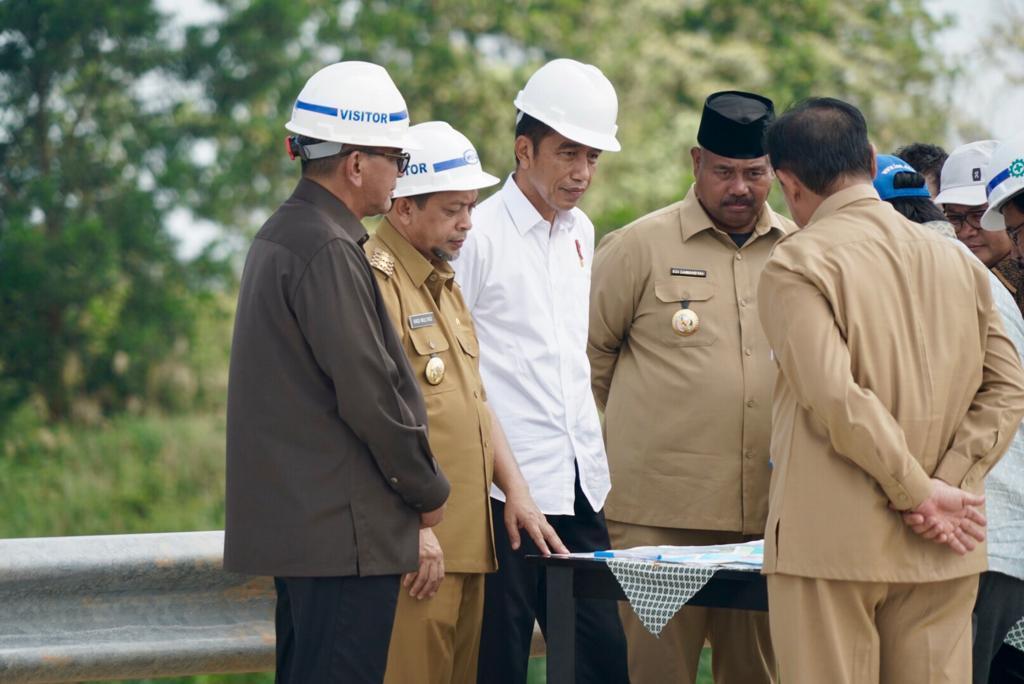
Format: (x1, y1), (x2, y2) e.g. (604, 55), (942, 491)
(670, 267), (707, 278)
(408, 312), (435, 329)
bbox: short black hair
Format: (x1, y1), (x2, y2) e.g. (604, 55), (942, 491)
(892, 170), (927, 192)
(411, 193), (436, 209)
(893, 142), (948, 185)
(1008, 191), (1024, 215)
(514, 112), (555, 166)
(765, 97), (874, 195)
(297, 135), (346, 178)
(887, 196), (947, 225)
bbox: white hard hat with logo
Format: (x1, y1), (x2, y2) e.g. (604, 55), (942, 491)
(285, 61), (419, 156)
(934, 140), (997, 207)
(514, 58), (621, 152)
(982, 137), (1024, 230)
(393, 122), (499, 198)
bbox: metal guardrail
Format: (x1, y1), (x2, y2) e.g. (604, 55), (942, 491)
(0, 531), (274, 683)
(0, 531), (548, 683)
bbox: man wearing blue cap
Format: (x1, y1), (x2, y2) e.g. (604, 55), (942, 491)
(589, 91), (795, 683)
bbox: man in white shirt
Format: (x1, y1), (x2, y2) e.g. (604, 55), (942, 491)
(455, 58), (628, 683)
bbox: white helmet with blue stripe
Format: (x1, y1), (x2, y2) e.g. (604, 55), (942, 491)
(285, 61), (420, 152)
(393, 122), (500, 198)
(981, 137), (1024, 230)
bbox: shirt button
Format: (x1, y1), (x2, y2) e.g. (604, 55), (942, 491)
(429, 340), (436, 349)
(739, 299), (747, 307)
(735, 253), (743, 261)
(390, 477), (399, 484)
(744, 348), (752, 357)
(473, 390), (479, 398)
(744, 450), (754, 460)
(429, 274), (438, 282)
(746, 399), (755, 407)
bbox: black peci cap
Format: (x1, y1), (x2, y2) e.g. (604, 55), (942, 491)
(696, 91), (775, 159)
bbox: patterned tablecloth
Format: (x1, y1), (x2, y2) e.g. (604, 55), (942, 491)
(602, 549), (1024, 652)
(1008, 617), (1024, 651)
(605, 559), (717, 636)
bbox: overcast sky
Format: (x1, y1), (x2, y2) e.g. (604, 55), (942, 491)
(158, 0), (1022, 258)
(930, 0), (1021, 143)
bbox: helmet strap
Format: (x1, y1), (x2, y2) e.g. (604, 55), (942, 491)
(286, 135), (344, 161)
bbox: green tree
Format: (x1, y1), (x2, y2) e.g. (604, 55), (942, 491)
(0, 1), (231, 425)
(174, 0), (952, 243)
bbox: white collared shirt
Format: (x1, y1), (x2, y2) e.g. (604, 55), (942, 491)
(455, 175), (610, 515)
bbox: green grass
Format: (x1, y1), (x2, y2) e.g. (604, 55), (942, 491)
(0, 411), (227, 538)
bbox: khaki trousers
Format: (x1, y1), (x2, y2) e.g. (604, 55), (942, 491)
(767, 573), (978, 684)
(607, 521), (776, 683)
(383, 572), (485, 684)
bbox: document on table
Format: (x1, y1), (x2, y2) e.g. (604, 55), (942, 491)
(569, 539), (764, 569)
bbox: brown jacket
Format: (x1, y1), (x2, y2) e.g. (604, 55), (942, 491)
(365, 220), (497, 573)
(224, 178), (450, 578)
(589, 186), (795, 533)
(758, 184), (1024, 582)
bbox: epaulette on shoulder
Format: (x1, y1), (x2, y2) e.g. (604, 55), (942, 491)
(368, 248), (395, 277)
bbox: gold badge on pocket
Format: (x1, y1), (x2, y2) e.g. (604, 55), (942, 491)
(425, 355), (446, 385)
(672, 308), (700, 336)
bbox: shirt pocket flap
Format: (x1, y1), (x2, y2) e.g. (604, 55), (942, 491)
(408, 327), (451, 356)
(455, 327), (479, 357)
(654, 280), (715, 303)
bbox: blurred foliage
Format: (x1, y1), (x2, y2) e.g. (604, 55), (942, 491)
(0, 0), (955, 429)
(173, 0), (954, 243)
(0, 409), (227, 537)
(0, 2), (234, 427)
(989, 0), (1024, 86)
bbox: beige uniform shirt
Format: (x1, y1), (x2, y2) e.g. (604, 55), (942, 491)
(759, 184), (1024, 582)
(365, 220), (497, 573)
(589, 186), (795, 534)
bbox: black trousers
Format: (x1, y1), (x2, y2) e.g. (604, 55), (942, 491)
(477, 472), (629, 684)
(274, 574), (400, 684)
(973, 570), (1024, 683)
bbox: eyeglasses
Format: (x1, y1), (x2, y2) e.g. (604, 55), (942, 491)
(342, 147), (411, 174)
(1007, 217), (1024, 243)
(944, 209), (986, 231)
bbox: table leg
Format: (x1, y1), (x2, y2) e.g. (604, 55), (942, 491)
(546, 564), (576, 684)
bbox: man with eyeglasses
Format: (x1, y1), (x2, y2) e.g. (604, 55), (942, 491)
(589, 91), (795, 683)
(936, 140), (1024, 313)
(975, 136), (1024, 684)
(225, 62), (450, 684)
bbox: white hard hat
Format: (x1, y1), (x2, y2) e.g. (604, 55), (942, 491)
(393, 122), (499, 198)
(513, 58), (621, 152)
(285, 61), (419, 151)
(982, 137), (1024, 230)
(933, 140), (997, 207)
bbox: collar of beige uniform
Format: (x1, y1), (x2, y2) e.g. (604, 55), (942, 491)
(806, 183), (881, 227)
(677, 184), (786, 243)
(375, 217), (456, 290)
(500, 174), (578, 236)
